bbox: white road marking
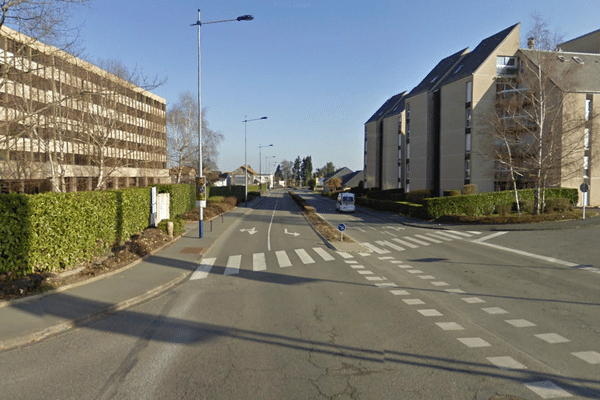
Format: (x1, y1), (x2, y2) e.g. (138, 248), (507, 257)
(392, 238), (419, 248)
(475, 239), (577, 267)
(365, 276), (384, 281)
(426, 233), (453, 242)
(313, 247), (334, 261)
(431, 281), (449, 286)
(436, 322), (464, 331)
(224, 255), (241, 275)
(444, 289), (466, 294)
(472, 231), (507, 243)
(407, 269), (424, 274)
(446, 230), (474, 237)
(357, 270), (373, 275)
(295, 249), (315, 264)
(418, 309), (443, 317)
(350, 265), (365, 269)
(276, 250), (292, 268)
(267, 200), (277, 251)
(416, 234), (442, 244)
(253, 253), (266, 271)
(375, 283), (398, 288)
(505, 319), (536, 328)
(487, 356), (527, 370)
(403, 299), (425, 305)
(482, 307), (508, 314)
(571, 351), (600, 364)
(432, 231), (465, 240)
(390, 289), (410, 295)
(524, 381), (572, 398)
(361, 242), (391, 254)
(535, 333), (570, 344)
(461, 297), (486, 304)
(419, 275), (436, 280)
(191, 258), (216, 280)
(336, 251), (353, 259)
(403, 236), (431, 246)
(376, 240), (405, 252)
(457, 337), (491, 348)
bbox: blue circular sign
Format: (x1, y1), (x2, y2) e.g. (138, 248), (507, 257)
(337, 223), (346, 232)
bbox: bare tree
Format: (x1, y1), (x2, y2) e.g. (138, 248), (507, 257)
(166, 91), (223, 181)
(485, 13), (593, 214)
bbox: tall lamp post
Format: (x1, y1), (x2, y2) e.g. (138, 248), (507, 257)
(259, 143), (273, 191)
(265, 155), (276, 188)
(243, 116), (267, 206)
(191, 10), (254, 238)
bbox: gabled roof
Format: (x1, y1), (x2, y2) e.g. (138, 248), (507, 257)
(382, 92), (407, 119)
(438, 23), (520, 87)
(520, 49), (600, 93)
(407, 47), (468, 98)
(365, 92), (407, 124)
(325, 167), (354, 181)
(341, 170), (363, 188)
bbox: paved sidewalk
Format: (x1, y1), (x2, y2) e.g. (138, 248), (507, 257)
(0, 195), (268, 352)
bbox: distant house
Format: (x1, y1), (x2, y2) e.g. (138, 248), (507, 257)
(229, 165), (258, 186)
(169, 167), (196, 184)
(205, 171), (228, 187)
(323, 167), (363, 193)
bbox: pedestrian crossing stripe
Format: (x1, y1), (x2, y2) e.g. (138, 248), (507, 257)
(224, 255), (241, 275)
(190, 257), (215, 280)
(253, 253), (267, 271)
(275, 250), (292, 268)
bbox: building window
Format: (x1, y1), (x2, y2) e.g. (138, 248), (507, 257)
(585, 99), (592, 121)
(406, 143), (410, 159)
(584, 156), (590, 178)
(398, 165), (402, 181)
(406, 163), (410, 179)
(496, 56), (517, 77)
(465, 159), (471, 179)
(406, 103), (410, 119)
(466, 108), (472, 128)
(466, 81), (472, 103)
(584, 128), (590, 149)
(466, 133), (472, 153)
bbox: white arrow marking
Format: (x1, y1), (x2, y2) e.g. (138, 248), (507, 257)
(284, 228), (299, 237)
(240, 227), (257, 235)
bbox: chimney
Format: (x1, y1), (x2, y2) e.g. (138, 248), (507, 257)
(527, 37), (535, 49)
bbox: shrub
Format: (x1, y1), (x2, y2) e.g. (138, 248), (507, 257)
(155, 184), (196, 217)
(496, 204), (511, 215)
(544, 198), (572, 213)
(463, 184), (478, 195)
(482, 204), (495, 215)
(406, 190), (431, 204)
(157, 217), (185, 236)
(520, 200), (535, 214)
(464, 204), (478, 216)
(207, 196), (225, 204)
(443, 190), (461, 197)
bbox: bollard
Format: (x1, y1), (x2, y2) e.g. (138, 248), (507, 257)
(167, 221), (174, 239)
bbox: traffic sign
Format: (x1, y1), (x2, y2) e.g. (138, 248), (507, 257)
(337, 223), (346, 232)
(580, 183), (589, 193)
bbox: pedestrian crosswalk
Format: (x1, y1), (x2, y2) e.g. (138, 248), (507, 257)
(190, 230), (482, 280)
(360, 230), (481, 254)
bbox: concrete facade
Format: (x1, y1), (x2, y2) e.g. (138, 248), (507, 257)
(364, 23), (600, 206)
(0, 26), (168, 193)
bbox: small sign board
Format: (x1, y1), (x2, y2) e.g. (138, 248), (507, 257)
(580, 183), (589, 193)
(337, 223), (346, 232)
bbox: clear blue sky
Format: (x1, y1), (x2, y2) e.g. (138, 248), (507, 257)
(69, 0), (599, 174)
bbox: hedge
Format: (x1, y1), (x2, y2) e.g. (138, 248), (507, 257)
(424, 188), (578, 219)
(0, 183), (201, 277)
(208, 185), (260, 201)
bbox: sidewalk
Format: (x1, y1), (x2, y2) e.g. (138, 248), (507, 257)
(0, 195), (268, 352)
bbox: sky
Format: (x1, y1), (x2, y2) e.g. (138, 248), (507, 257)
(64, 0), (600, 174)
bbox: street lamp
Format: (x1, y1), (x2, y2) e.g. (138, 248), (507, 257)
(242, 116), (267, 206)
(191, 10), (254, 239)
(265, 155), (276, 187)
(259, 144), (273, 190)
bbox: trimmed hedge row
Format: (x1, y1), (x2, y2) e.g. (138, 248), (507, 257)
(207, 185), (260, 201)
(0, 184), (196, 276)
(155, 184), (196, 217)
(354, 197), (426, 219)
(424, 188), (578, 219)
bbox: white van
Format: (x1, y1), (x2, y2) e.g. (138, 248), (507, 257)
(335, 192), (355, 213)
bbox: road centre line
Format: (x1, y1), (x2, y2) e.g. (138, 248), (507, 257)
(267, 200), (278, 251)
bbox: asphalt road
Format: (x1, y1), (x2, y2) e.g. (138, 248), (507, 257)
(0, 190), (598, 399)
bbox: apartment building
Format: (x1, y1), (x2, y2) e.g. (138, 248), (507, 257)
(0, 25), (168, 193)
(365, 23), (599, 206)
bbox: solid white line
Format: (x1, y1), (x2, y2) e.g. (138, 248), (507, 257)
(267, 200), (278, 251)
(224, 255), (241, 275)
(313, 247), (335, 261)
(191, 257), (216, 280)
(475, 240), (577, 267)
(295, 248), (315, 264)
(253, 253), (266, 271)
(472, 231), (507, 243)
(276, 250), (292, 268)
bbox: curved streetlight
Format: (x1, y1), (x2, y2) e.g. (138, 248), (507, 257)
(242, 116), (267, 206)
(191, 10), (254, 238)
(265, 155), (276, 186)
